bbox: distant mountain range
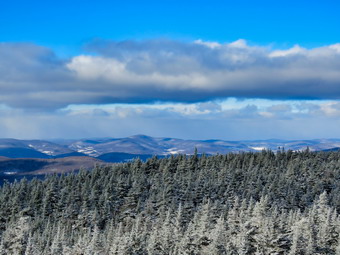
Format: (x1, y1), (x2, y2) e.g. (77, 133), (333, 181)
(2, 135), (340, 158)
(1, 135), (340, 182)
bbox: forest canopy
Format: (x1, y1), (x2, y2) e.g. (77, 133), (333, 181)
(0, 150), (340, 254)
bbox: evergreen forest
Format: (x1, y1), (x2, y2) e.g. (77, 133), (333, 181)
(1, 150), (340, 254)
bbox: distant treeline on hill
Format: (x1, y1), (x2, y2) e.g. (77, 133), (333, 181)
(0, 150), (340, 254)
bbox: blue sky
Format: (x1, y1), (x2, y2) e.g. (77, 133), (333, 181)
(0, 0), (340, 140)
(2, 0), (339, 49)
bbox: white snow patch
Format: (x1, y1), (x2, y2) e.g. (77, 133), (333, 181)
(3, 171), (17, 175)
(251, 147), (267, 151)
(166, 148), (185, 155)
(77, 147), (99, 156)
(41, 150), (54, 155)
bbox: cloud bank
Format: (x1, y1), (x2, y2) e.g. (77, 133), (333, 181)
(1, 39), (340, 110)
(2, 100), (340, 140)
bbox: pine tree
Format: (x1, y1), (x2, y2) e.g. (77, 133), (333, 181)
(1, 216), (31, 255)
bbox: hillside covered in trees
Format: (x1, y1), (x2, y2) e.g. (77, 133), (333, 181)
(0, 150), (340, 254)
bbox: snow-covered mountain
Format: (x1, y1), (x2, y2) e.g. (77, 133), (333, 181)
(1, 135), (340, 181)
(61, 135), (340, 156)
(1, 135), (340, 160)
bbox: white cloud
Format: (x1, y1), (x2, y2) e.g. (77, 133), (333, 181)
(194, 39), (221, 49)
(1, 39), (340, 111)
(228, 39), (248, 48)
(269, 45), (306, 57)
(329, 43), (340, 53)
(67, 55), (126, 80)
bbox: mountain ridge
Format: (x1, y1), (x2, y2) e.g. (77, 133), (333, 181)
(1, 135), (340, 183)
(2, 135), (340, 159)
